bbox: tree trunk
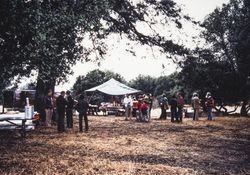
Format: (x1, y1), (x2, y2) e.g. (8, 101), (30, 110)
(240, 98), (249, 116)
(34, 73), (55, 122)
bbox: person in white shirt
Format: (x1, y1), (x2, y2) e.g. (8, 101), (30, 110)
(123, 94), (132, 120)
(192, 93), (200, 121)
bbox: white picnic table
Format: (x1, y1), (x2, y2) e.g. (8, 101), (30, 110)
(0, 112), (35, 138)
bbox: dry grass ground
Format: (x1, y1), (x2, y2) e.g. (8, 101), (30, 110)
(0, 114), (249, 175)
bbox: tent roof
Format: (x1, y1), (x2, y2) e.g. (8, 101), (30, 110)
(85, 78), (141, 95)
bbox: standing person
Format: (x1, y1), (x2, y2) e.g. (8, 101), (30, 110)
(177, 93), (184, 122)
(192, 93), (200, 121)
(205, 92), (215, 121)
(169, 95), (178, 122)
(56, 91), (67, 133)
(123, 94), (132, 121)
(136, 97), (143, 121)
(159, 94), (168, 120)
(145, 93), (153, 121)
(66, 90), (74, 128)
(132, 97), (138, 118)
(44, 90), (54, 127)
(76, 94), (89, 132)
(140, 100), (149, 122)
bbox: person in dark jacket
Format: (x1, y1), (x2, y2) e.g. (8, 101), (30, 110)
(66, 90), (74, 128)
(56, 91), (67, 133)
(177, 93), (184, 122)
(76, 94), (89, 132)
(159, 94), (168, 120)
(169, 95), (178, 122)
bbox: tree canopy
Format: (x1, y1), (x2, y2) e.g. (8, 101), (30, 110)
(72, 69), (180, 105)
(73, 69), (126, 95)
(180, 0), (250, 115)
(0, 0), (189, 93)
(72, 69), (126, 104)
(2, 0), (249, 116)
(128, 73), (181, 98)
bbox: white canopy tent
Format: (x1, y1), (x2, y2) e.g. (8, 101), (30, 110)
(85, 78), (141, 96)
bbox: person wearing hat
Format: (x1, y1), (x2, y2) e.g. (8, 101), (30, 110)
(159, 94), (168, 120)
(66, 90), (74, 128)
(192, 92), (200, 121)
(205, 92), (215, 120)
(132, 96), (138, 118)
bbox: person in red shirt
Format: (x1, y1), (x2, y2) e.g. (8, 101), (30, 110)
(140, 100), (149, 122)
(132, 97), (139, 117)
(206, 92), (215, 120)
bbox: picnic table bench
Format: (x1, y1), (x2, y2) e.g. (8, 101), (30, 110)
(0, 112), (37, 138)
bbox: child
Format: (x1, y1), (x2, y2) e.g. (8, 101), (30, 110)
(140, 101), (149, 122)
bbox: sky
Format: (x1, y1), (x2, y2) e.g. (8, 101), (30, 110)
(55, 0), (229, 91)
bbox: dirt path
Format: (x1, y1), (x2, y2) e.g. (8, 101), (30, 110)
(0, 116), (249, 175)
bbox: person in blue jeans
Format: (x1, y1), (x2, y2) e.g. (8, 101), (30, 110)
(159, 94), (168, 120)
(75, 94), (89, 132)
(169, 95), (177, 122)
(205, 92), (215, 120)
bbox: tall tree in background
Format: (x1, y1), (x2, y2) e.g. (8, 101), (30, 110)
(180, 0), (250, 115)
(154, 73), (181, 98)
(129, 75), (156, 95)
(128, 73), (180, 98)
(72, 69), (126, 95)
(73, 70), (180, 104)
(72, 69), (125, 104)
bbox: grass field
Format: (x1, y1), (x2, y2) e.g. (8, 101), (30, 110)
(0, 115), (249, 175)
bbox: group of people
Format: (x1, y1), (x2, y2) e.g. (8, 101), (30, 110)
(43, 90), (89, 133)
(191, 92), (215, 121)
(159, 92), (215, 122)
(160, 93), (185, 122)
(41, 90), (215, 131)
(123, 94), (153, 122)
(122, 91), (215, 123)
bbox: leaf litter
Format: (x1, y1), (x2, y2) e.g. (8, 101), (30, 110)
(0, 115), (249, 175)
